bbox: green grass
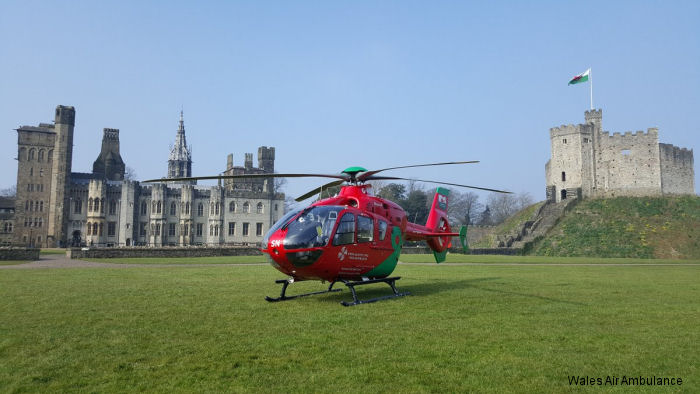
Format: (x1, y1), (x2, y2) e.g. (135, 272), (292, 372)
(529, 196), (700, 259)
(472, 202), (544, 248)
(0, 261), (25, 266)
(1, 258), (698, 392)
(400, 253), (700, 265)
(83, 255), (268, 265)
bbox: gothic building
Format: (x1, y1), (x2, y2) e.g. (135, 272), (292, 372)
(13, 105), (284, 247)
(546, 109), (694, 202)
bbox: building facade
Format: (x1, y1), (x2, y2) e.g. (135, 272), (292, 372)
(13, 105), (284, 247)
(545, 109), (695, 202)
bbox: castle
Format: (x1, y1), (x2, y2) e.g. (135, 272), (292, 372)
(545, 109), (694, 202)
(13, 105), (284, 248)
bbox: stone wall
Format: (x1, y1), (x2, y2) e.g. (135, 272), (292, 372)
(0, 247), (40, 261)
(67, 246), (263, 259)
(659, 143), (695, 194)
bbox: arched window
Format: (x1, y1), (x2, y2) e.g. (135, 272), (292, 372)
(39, 201), (43, 212)
(257, 202), (263, 214)
(229, 201), (236, 212)
(100, 198), (105, 213)
(87, 222), (92, 235)
(141, 201), (147, 215)
(88, 198), (93, 212)
(243, 202), (250, 213)
(210, 202), (214, 215)
(185, 202), (190, 215)
(209, 225), (213, 236)
(170, 202), (177, 216)
(38, 149), (44, 162)
(109, 200), (117, 215)
(93, 222), (99, 235)
(156, 201), (162, 214)
(215, 203), (220, 215)
(94, 198), (100, 213)
(28, 149), (35, 161)
(198, 203), (204, 217)
(47, 149), (53, 161)
(75, 198), (82, 214)
(215, 225), (219, 236)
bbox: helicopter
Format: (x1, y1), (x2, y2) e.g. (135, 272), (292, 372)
(146, 161), (509, 306)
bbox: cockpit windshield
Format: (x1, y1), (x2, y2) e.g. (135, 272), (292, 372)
(262, 208), (302, 246)
(284, 206), (344, 249)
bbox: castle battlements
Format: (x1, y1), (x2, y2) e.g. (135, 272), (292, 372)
(549, 124), (584, 137)
(600, 127), (658, 142)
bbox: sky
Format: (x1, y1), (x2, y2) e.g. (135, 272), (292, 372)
(1, 1), (698, 204)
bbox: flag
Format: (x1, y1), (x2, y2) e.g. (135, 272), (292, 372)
(568, 68), (590, 85)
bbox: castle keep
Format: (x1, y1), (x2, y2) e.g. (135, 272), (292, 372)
(545, 109), (694, 202)
(13, 105), (284, 248)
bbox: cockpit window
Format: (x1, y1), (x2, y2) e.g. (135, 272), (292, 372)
(357, 216), (373, 243)
(332, 213), (355, 246)
(284, 206), (344, 249)
(262, 208), (302, 246)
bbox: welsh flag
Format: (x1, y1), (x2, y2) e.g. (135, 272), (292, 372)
(568, 68), (590, 85)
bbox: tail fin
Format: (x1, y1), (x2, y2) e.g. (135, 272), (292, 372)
(426, 187), (453, 263)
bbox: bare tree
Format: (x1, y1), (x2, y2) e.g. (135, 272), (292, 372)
(0, 185), (17, 197)
(448, 190), (482, 225)
(124, 166), (138, 181)
(486, 191), (536, 224)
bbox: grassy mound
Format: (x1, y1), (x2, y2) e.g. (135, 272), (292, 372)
(470, 202), (544, 248)
(529, 196), (700, 259)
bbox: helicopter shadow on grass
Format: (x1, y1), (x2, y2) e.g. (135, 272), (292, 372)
(309, 276), (586, 306)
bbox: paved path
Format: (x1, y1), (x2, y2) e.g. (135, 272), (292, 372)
(0, 253), (267, 270)
(2, 254), (699, 270)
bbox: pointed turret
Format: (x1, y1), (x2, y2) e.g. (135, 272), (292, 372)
(167, 110), (195, 184)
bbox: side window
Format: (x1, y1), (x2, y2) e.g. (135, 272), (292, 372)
(332, 213), (355, 246)
(378, 220), (388, 241)
(357, 216), (373, 243)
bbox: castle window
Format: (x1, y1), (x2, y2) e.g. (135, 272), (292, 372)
(562, 172), (566, 182)
(30, 168), (33, 177)
(198, 203), (204, 217)
(39, 169), (44, 177)
(94, 198), (100, 213)
(88, 198), (93, 212)
(99, 223), (103, 236)
(29, 149), (35, 161)
(141, 201), (147, 215)
(155, 224), (161, 236)
(228, 222), (235, 236)
(583, 138), (589, 143)
(39, 201), (43, 212)
(215, 203), (220, 215)
(169, 223), (176, 236)
(87, 222), (92, 236)
(34, 201), (39, 212)
(215, 225), (219, 236)
(621, 149), (631, 156)
(229, 202), (236, 213)
(140, 222), (147, 236)
(562, 139), (567, 144)
(38, 218), (43, 227)
(183, 224), (189, 236)
(93, 222), (98, 235)
(109, 200), (117, 215)
(101, 198), (105, 214)
(170, 202), (177, 216)
(561, 189), (567, 200)
(108, 222), (116, 237)
(38, 150), (44, 162)
(196, 223), (203, 236)
(243, 202), (250, 213)
(47, 150), (53, 161)
(156, 201), (162, 214)
(185, 202), (190, 215)
(242, 222), (249, 236)
(26, 200), (30, 211)
(209, 225), (213, 236)
(256, 223), (263, 237)
(257, 203), (264, 214)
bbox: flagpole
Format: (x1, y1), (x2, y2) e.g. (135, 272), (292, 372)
(590, 68), (594, 110)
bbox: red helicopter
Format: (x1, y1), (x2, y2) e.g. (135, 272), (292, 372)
(148, 161), (509, 306)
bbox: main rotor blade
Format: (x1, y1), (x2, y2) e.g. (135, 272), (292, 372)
(295, 180), (346, 202)
(357, 160), (479, 181)
(143, 173), (347, 184)
(366, 176), (512, 194)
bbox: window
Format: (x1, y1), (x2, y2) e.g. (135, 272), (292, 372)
(74, 198), (82, 214)
(155, 224), (161, 236)
(100, 199), (105, 213)
(228, 222), (235, 236)
(170, 202), (177, 216)
(583, 138), (590, 143)
(562, 172), (566, 182)
(621, 149), (631, 156)
(562, 139), (567, 144)
(242, 222), (249, 236)
(215, 225), (219, 236)
(196, 223), (203, 236)
(109, 200), (117, 215)
(141, 201), (148, 215)
(98, 223), (103, 236)
(257, 203), (264, 214)
(30, 168), (33, 177)
(140, 222), (147, 236)
(333, 213), (355, 246)
(215, 203), (220, 215)
(38, 218), (43, 227)
(378, 220), (388, 241)
(256, 223), (263, 236)
(47, 150), (53, 161)
(185, 202), (190, 215)
(87, 222), (92, 235)
(39, 169), (44, 177)
(108, 222), (116, 237)
(39, 201), (43, 212)
(183, 224), (189, 236)
(156, 201), (161, 214)
(275, 204), (278, 212)
(243, 202), (250, 213)
(38, 149), (44, 161)
(29, 149), (35, 161)
(210, 225), (213, 236)
(229, 201), (236, 212)
(94, 198), (100, 213)
(198, 203), (204, 217)
(169, 223), (176, 236)
(357, 216), (373, 243)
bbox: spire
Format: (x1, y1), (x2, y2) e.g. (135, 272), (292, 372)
(167, 111), (194, 182)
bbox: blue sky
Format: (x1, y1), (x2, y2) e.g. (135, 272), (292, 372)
(1, 1), (698, 201)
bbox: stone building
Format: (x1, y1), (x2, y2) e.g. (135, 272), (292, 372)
(545, 109), (695, 202)
(13, 105), (284, 247)
(0, 196), (15, 246)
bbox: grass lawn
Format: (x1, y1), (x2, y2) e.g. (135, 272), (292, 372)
(1, 257), (698, 392)
(83, 255), (268, 265)
(39, 249), (67, 255)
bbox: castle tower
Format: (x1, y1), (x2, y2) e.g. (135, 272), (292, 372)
(92, 128), (126, 181)
(167, 111), (194, 184)
(258, 146), (275, 173)
(47, 105), (75, 247)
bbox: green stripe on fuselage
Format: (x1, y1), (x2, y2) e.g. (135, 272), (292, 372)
(365, 226), (403, 278)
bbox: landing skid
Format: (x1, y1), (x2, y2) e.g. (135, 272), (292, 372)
(264, 276), (410, 306)
(340, 276), (410, 307)
(265, 279), (341, 302)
